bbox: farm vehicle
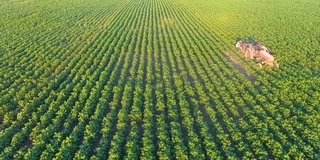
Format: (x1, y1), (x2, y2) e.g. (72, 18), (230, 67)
(236, 41), (279, 68)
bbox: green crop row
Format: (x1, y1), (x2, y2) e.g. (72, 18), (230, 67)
(0, 0), (319, 159)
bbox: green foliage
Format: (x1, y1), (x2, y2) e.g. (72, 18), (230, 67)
(0, 0), (319, 159)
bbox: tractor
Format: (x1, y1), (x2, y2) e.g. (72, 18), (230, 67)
(236, 40), (279, 68)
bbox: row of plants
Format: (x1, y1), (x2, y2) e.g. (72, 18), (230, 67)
(0, 0), (318, 159)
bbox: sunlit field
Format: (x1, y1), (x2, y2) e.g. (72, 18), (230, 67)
(0, 0), (319, 159)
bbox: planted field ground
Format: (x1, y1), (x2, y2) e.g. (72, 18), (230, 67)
(0, 0), (319, 159)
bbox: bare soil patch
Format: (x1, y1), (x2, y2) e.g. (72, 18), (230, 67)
(226, 53), (255, 84)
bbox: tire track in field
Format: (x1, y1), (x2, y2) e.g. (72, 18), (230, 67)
(176, 1), (318, 155)
(155, 0), (258, 158)
(171, 0), (318, 158)
(165, 1), (266, 158)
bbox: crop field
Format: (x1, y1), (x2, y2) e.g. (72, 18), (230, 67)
(0, 0), (319, 159)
